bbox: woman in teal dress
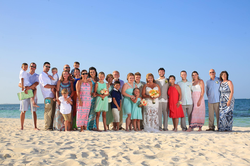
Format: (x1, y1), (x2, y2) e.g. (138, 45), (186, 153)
(106, 74), (114, 130)
(94, 72), (109, 131)
(122, 73), (137, 131)
(87, 67), (98, 130)
(131, 88), (143, 131)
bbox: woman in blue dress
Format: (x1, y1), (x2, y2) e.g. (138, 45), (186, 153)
(218, 71), (234, 131)
(87, 67), (99, 130)
(122, 73), (137, 131)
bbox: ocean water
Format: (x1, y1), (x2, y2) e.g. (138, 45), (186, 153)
(0, 99), (249, 127)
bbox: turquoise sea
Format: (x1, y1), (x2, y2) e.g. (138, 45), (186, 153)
(0, 99), (249, 127)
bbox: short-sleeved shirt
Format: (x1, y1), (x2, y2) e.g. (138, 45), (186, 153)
(206, 77), (221, 103)
(51, 73), (59, 85)
(39, 72), (55, 99)
(111, 88), (122, 109)
(19, 69), (31, 86)
(177, 80), (193, 105)
(27, 72), (39, 99)
(59, 96), (72, 114)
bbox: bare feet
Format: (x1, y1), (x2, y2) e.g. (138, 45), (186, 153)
(20, 127), (23, 130)
(186, 128), (192, 132)
(95, 129), (102, 132)
(34, 128), (40, 130)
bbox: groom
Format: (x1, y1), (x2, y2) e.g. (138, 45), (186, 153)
(155, 68), (169, 131)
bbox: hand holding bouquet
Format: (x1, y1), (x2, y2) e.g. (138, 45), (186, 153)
(138, 99), (147, 107)
(149, 89), (160, 104)
(100, 88), (109, 100)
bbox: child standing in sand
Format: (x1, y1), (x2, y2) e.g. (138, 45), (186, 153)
(19, 63), (39, 107)
(94, 72), (109, 131)
(58, 88), (73, 131)
(131, 88), (143, 131)
(111, 81), (122, 131)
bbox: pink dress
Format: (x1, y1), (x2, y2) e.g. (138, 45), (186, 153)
(190, 84), (205, 128)
(76, 82), (91, 127)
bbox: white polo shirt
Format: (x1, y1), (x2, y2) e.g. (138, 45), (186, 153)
(39, 72), (55, 99)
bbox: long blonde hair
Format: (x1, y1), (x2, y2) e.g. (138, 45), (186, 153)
(60, 70), (70, 82)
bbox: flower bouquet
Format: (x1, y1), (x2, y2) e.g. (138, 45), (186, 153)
(149, 89), (160, 104)
(100, 89), (109, 100)
(138, 99), (147, 107)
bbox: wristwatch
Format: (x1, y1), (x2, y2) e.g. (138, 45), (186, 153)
(178, 101), (182, 104)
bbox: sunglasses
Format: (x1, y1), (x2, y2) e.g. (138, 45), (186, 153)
(45, 66), (50, 68)
(210, 72), (215, 74)
(30, 66), (36, 68)
(65, 67), (70, 69)
(81, 73), (88, 75)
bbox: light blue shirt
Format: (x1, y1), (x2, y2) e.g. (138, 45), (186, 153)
(27, 72), (39, 99)
(177, 80), (193, 105)
(28, 72), (39, 85)
(206, 77), (220, 103)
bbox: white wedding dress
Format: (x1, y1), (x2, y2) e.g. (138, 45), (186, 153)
(143, 86), (160, 132)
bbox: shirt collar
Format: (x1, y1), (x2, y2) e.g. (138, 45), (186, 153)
(113, 88), (119, 91)
(158, 77), (166, 80)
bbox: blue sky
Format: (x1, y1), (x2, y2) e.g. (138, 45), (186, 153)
(0, 0), (249, 104)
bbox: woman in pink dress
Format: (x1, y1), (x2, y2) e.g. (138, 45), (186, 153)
(76, 70), (93, 132)
(187, 71), (205, 132)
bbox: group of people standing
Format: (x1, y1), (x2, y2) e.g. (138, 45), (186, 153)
(19, 61), (235, 132)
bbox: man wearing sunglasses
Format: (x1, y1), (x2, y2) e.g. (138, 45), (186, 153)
(19, 62), (40, 130)
(39, 62), (57, 130)
(206, 69), (221, 131)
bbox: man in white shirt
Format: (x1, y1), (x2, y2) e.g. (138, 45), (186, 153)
(177, 70), (193, 131)
(39, 62), (56, 130)
(155, 68), (169, 131)
(19, 62), (40, 130)
(112, 70), (125, 129)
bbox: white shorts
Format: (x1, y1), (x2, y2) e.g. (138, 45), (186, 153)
(20, 98), (38, 112)
(112, 108), (120, 122)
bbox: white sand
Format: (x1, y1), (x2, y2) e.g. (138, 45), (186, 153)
(0, 118), (250, 165)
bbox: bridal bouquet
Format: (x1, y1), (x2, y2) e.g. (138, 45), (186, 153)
(100, 89), (109, 100)
(138, 99), (147, 107)
(149, 89), (160, 104)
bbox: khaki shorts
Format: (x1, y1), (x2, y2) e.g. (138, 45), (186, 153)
(62, 113), (72, 122)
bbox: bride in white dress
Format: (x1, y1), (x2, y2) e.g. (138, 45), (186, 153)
(142, 73), (161, 132)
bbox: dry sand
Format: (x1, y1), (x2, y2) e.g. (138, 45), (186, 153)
(0, 118), (250, 166)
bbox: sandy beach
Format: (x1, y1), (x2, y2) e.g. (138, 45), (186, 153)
(0, 118), (250, 166)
